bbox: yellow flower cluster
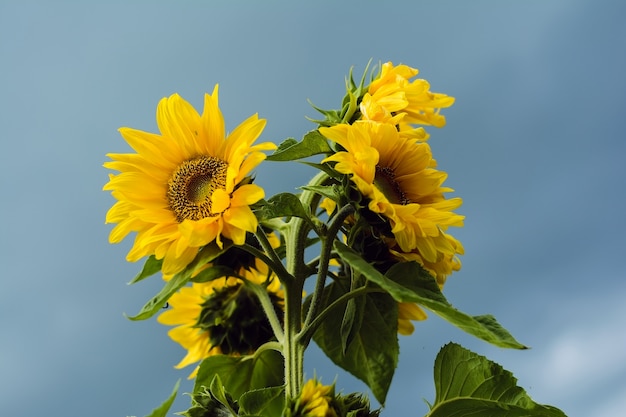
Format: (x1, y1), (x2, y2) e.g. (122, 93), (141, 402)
(321, 62), (464, 334)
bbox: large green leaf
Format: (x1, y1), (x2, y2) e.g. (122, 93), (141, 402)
(427, 343), (567, 417)
(266, 130), (331, 161)
(334, 241), (526, 349)
(143, 379), (180, 417)
(313, 282), (398, 405)
(193, 348), (284, 400)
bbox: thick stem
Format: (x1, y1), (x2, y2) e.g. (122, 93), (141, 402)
(282, 279), (305, 400)
(282, 171), (329, 401)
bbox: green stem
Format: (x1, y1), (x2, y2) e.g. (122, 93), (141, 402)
(283, 171), (329, 401)
(245, 280), (285, 343)
(298, 286), (384, 345)
(301, 204), (355, 343)
(282, 279), (305, 400)
(240, 242), (291, 285)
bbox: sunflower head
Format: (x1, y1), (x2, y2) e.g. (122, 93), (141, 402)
(103, 86), (277, 275)
(321, 121), (464, 258)
(195, 276), (283, 355)
(157, 265), (284, 378)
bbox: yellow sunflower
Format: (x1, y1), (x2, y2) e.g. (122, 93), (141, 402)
(292, 379), (337, 417)
(103, 86), (276, 275)
(157, 263), (284, 378)
(360, 61), (455, 130)
(320, 121), (464, 257)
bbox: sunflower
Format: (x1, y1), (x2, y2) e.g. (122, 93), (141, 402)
(103, 86), (276, 275)
(360, 61), (455, 130)
(157, 263), (284, 378)
(320, 121), (464, 258)
(292, 379), (337, 417)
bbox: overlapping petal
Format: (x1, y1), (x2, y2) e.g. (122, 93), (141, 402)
(361, 61), (455, 132)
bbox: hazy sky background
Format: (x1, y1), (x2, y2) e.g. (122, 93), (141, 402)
(1, 1), (625, 416)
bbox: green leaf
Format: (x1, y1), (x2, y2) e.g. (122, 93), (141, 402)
(340, 297), (358, 355)
(313, 282), (398, 405)
(125, 271), (190, 321)
(272, 137), (298, 153)
(126, 243), (231, 321)
(301, 184), (342, 203)
(194, 348), (284, 400)
(427, 343), (567, 417)
(129, 255), (163, 284)
(238, 386), (285, 417)
(143, 379), (180, 417)
(333, 241), (527, 349)
(266, 130), (331, 161)
(255, 193), (316, 229)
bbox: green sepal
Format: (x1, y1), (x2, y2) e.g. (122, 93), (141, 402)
(124, 270), (190, 321)
(334, 392), (380, 417)
(334, 241), (527, 349)
(238, 386), (285, 417)
(126, 242), (231, 321)
(427, 343), (567, 417)
(308, 61), (375, 127)
(266, 130), (331, 161)
(312, 282), (398, 405)
(129, 255), (163, 284)
(182, 376), (239, 417)
(209, 375), (239, 415)
(143, 379), (180, 417)
(193, 347), (284, 401)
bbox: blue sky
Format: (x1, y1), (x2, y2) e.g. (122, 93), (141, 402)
(1, 1), (625, 416)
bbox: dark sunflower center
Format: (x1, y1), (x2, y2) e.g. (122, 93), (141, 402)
(374, 165), (410, 205)
(167, 156), (229, 222)
(195, 281), (283, 355)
